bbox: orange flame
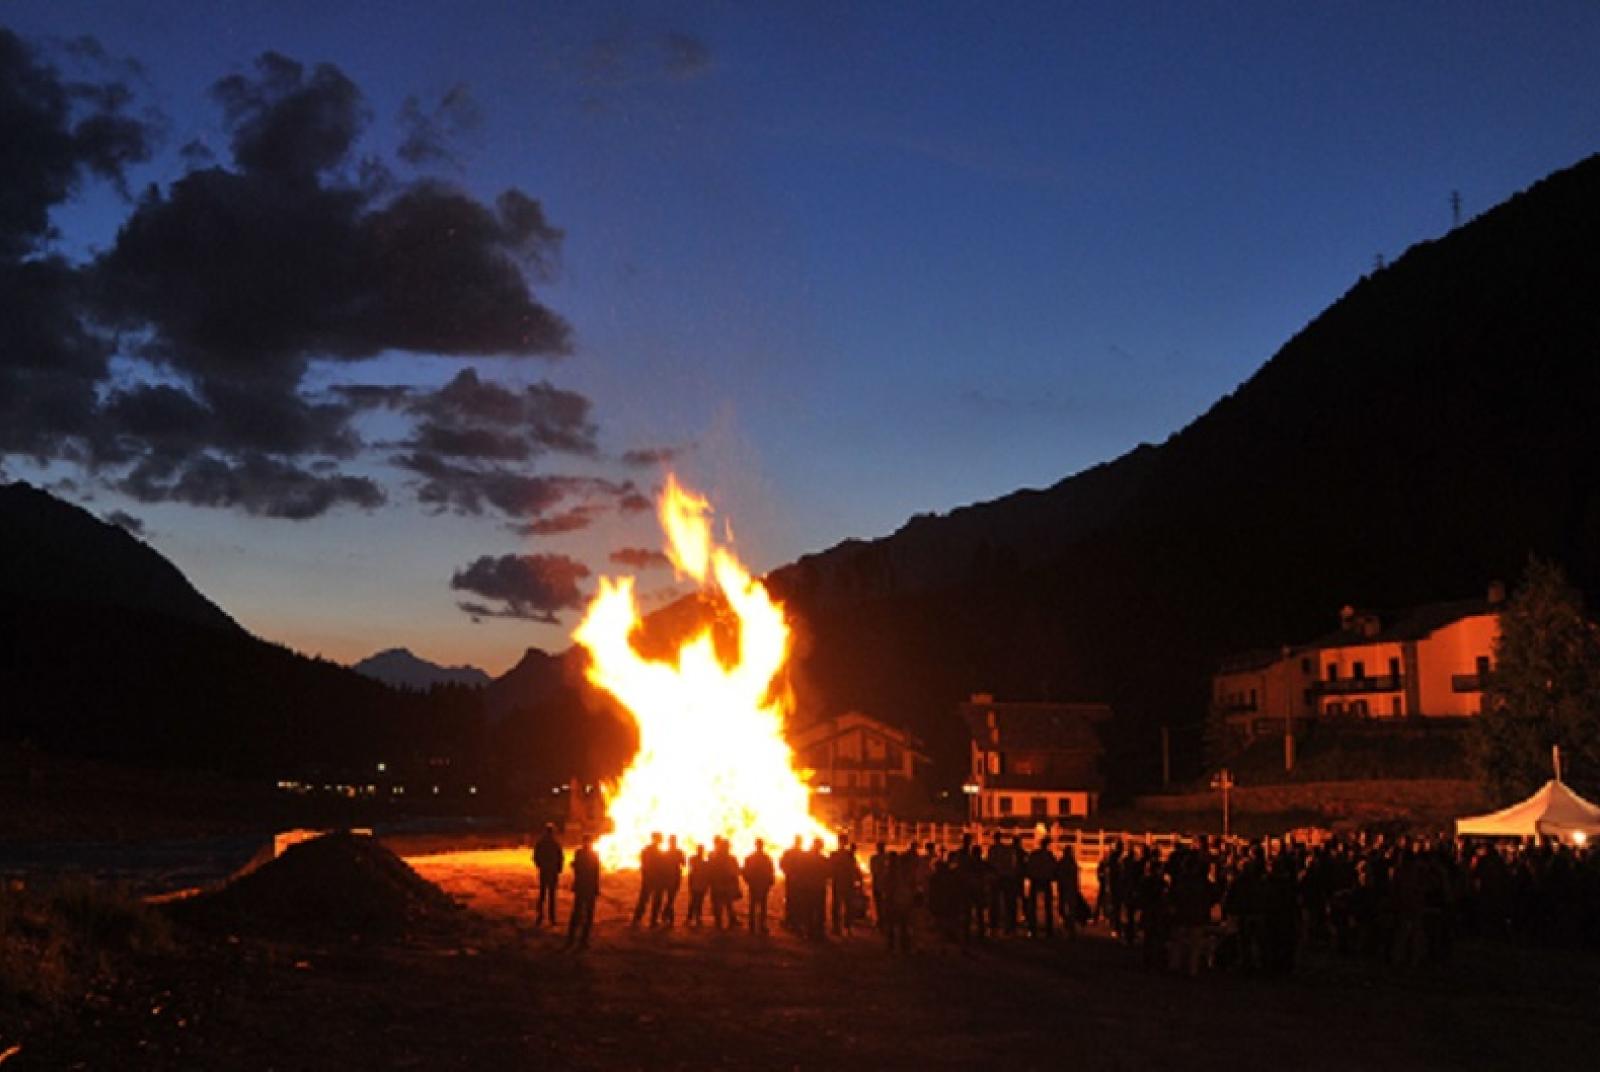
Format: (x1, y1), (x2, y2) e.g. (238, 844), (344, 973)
(573, 475), (826, 868)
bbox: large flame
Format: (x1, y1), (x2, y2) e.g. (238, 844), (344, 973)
(574, 475), (827, 868)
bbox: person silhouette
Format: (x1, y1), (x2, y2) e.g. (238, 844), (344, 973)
(532, 822), (564, 926)
(566, 834), (601, 950)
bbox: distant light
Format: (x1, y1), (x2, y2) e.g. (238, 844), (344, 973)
(1576, 831), (1589, 846)
(962, 783), (981, 796)
(432, 785), (439, 795)
(469, 786), (478, 795)
(815, 785), (832, 795)
(551, 787), (561, 795)
(377, 762), (387, 773)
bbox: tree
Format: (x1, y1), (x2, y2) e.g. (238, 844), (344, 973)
(1469, 558), (1600, 801)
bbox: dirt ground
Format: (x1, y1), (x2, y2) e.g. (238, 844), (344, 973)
(12, 848), (1600, 1070)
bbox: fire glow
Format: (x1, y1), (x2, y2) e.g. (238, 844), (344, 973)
(573, 475), (826, 869)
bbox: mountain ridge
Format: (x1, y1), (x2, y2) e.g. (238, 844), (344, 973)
(352, 647), (491, 690)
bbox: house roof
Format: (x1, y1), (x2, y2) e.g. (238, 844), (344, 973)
(1307, 599), (1494, 650)
(1215, 597), (1498, 672)
(789, 710), (929, 758)
(959, 701), (1111, 750)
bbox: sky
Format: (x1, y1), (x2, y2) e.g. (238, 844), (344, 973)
(3, 2), (1599, 675)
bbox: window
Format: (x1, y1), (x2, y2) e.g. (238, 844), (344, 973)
(1327, 701), (1344, 715)
(1388, 657), (1400, 678)
(999, 795), (1014, 816)
(1350, 699), (1368, 717)
(1248, 688), (1257, 709)
(1326, 664), (1339, 681)
(1057, 797), (1074, 817)
(1352, 660), (1365, 680)
(1300, 657), (1312, 674)
(1392, 697), (1404, 716)
(1031, 796), (1048, 817)
(987, 752), (1002, 775)
(1476, 655), (1491, 676)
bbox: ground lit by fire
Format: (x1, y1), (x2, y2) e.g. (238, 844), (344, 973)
(573, 476), (827, 867)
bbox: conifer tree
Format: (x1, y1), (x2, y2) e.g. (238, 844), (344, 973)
(1470, 558), (1600, 800)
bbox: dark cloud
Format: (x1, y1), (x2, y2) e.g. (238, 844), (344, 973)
(450, 552), (590, 623)
(0, 37), (580, 522)
(398, 83), (482, 168)
(103, 508), (144, 535)
(115, 452), (384, 520)
(0, 29), (154, 258)
(620, 445), (684, 468)
(0, 30), (154, 461)
(210, 51), (366, 180)
(619, 489), (652, 513)
(609, 546), (671, 570)
(510, 503), (606, 537)
(329, 383), (414, 410)
(404, 368), (597, 462)
(394, 453), (637, 524)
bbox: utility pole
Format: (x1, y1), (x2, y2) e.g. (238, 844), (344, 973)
(1211, 768), (1235, 838)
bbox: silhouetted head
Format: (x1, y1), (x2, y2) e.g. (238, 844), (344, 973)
(811, 837), (825, 852)
(877, 841), (887, 853)
(668, 834), (678, 848)
(754, 837), (765, 852)
(651, 831), (663, 845)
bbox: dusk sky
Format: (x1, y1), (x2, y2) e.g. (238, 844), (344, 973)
(3, 2), (1599, 675)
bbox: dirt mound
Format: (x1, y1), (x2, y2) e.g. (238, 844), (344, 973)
(173, 831), (457, 940)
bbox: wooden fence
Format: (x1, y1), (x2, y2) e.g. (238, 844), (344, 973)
(848, 817), (1205, 865)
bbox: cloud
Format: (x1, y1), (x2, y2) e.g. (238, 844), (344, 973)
(608, 547), (670, 570)
(620, 445), (684, 468)
(393, 452), (640, 527)
(0, 30), (154, 258)
(115, 452), (385, 519)
(406, 368), (596, 460)
(103, 508), (144, 535)
(398, 83), (482, 168)
(0, 37), (582, 522)
(450, 552), (590, 622)
(510, 503), (607, 537)
(0, 30), (154, 460)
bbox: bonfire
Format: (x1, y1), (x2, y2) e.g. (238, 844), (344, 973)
(573, 475), (827, 868)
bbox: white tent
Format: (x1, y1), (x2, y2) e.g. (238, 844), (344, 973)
(1456, 778), (1600, 840)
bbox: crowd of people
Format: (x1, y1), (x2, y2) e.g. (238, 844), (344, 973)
(1093, 831), (1600, 976)
(528, 823), (1600, 968)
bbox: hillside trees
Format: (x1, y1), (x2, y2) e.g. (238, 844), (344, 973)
(1470, 558), (1600, 800)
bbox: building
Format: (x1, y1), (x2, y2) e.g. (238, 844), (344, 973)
(790, 711), (930, 823)
(1213, 586), (1504, 743)
(959, 695), (1111, 822)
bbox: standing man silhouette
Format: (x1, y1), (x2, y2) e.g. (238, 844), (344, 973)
(533, 823), (564, 926)
(566, 834), (601, 950)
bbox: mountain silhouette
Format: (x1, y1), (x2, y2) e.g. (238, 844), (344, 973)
(766, 152), (1600, 789)
(0, 482), (237, 633)
(0, 485), (482, 777)
(353, 648), (491, 690)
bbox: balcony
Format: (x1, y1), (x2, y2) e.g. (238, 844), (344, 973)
(1452, 673), (1488, 693)
(1311, 674), (1403, 695)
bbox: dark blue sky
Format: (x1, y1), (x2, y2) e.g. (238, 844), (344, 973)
(5, 2), (1599, 672)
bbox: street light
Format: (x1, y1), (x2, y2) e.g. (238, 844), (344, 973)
(1210, 768), (1235, 838)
